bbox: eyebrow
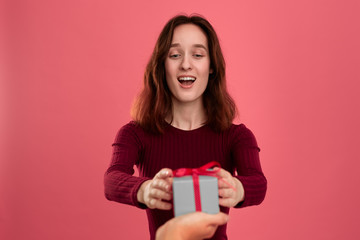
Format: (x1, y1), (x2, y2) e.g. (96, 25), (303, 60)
(170, 43), (208, 50)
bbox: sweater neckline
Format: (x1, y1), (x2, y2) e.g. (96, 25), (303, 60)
(166, 122), (208, 134)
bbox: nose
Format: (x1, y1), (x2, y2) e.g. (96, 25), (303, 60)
(180, 54), (192, 71)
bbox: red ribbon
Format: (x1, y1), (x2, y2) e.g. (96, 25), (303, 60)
(173, 161), (235, 212)
(173, 161), (221, 178)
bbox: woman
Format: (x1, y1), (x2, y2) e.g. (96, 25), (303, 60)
(104, 14), (267, 240)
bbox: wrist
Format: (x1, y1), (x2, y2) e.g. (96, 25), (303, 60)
(233, 177), (245, 204)
(137, 180), (151, 204)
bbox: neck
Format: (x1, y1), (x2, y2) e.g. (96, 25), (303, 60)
(166, 98), (207, 131)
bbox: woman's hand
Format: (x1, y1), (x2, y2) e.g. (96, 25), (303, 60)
(137, 168), (173, 210)
(156, 212), (229, 240)
(215, 167), (245, 207)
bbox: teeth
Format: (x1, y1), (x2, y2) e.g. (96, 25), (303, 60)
(178, 77), (196, 81)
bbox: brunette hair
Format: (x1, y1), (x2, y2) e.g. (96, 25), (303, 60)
(131, 14), (237, 134)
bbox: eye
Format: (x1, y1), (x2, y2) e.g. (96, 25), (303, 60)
(169, 54), (181, 58)
(193, 54), (204, 58)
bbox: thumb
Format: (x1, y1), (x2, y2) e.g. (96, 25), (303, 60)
(155, 168), (173, 179)
(206, 212), (229, 226)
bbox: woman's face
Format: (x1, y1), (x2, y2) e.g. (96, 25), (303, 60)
(165, 24), (212, 106)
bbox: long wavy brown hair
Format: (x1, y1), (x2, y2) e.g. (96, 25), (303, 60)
(131, 14), (237, 134)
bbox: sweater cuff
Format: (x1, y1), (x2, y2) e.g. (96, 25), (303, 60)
(131, 177), (151, 209)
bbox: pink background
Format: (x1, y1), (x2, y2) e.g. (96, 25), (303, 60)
(1, 0), (360, 239)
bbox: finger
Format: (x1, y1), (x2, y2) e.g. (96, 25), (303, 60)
(148, 198), (172, 210)
(214, 168), (231, 179)
(203, 212), (229, 226)
(218, 178), (237, 192)
(213, 212), (229, 225)
(157, 200), (172, 210)
(218, 198), (235, 208)
(200, 213), (229, 239)
(165, 176), (173, 186)
(218, 178), (233, 189)
(155, 168), (173, 179)
(149, 188), (172, 201)
(151, 179), (172, 192)
(218, 188), (234, 198)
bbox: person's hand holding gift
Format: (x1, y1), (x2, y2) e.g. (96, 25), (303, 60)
(137, 168), (174, 210)
(156, 211), (229, 240)
(214, 167), (245, 207)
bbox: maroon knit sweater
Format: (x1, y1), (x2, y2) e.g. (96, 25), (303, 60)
(104, 121), (267, 240)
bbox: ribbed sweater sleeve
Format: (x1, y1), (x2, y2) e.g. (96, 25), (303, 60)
(231, 125), (267, 208)
(104, 123), (150, 208)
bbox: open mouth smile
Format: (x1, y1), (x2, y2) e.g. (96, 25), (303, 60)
(178, 76), (196, 87)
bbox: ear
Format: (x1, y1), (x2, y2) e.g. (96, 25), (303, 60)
(209, 68), (214, 74)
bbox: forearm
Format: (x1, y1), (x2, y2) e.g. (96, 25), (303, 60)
(104, 170), (150, 208)
(232, 128), (267, 208)
(234, 173), (267, 208)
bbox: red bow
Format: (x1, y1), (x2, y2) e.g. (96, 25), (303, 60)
(173, 161), (221, 178)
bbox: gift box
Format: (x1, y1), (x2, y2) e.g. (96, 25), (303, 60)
(172, 162), (220, 217)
